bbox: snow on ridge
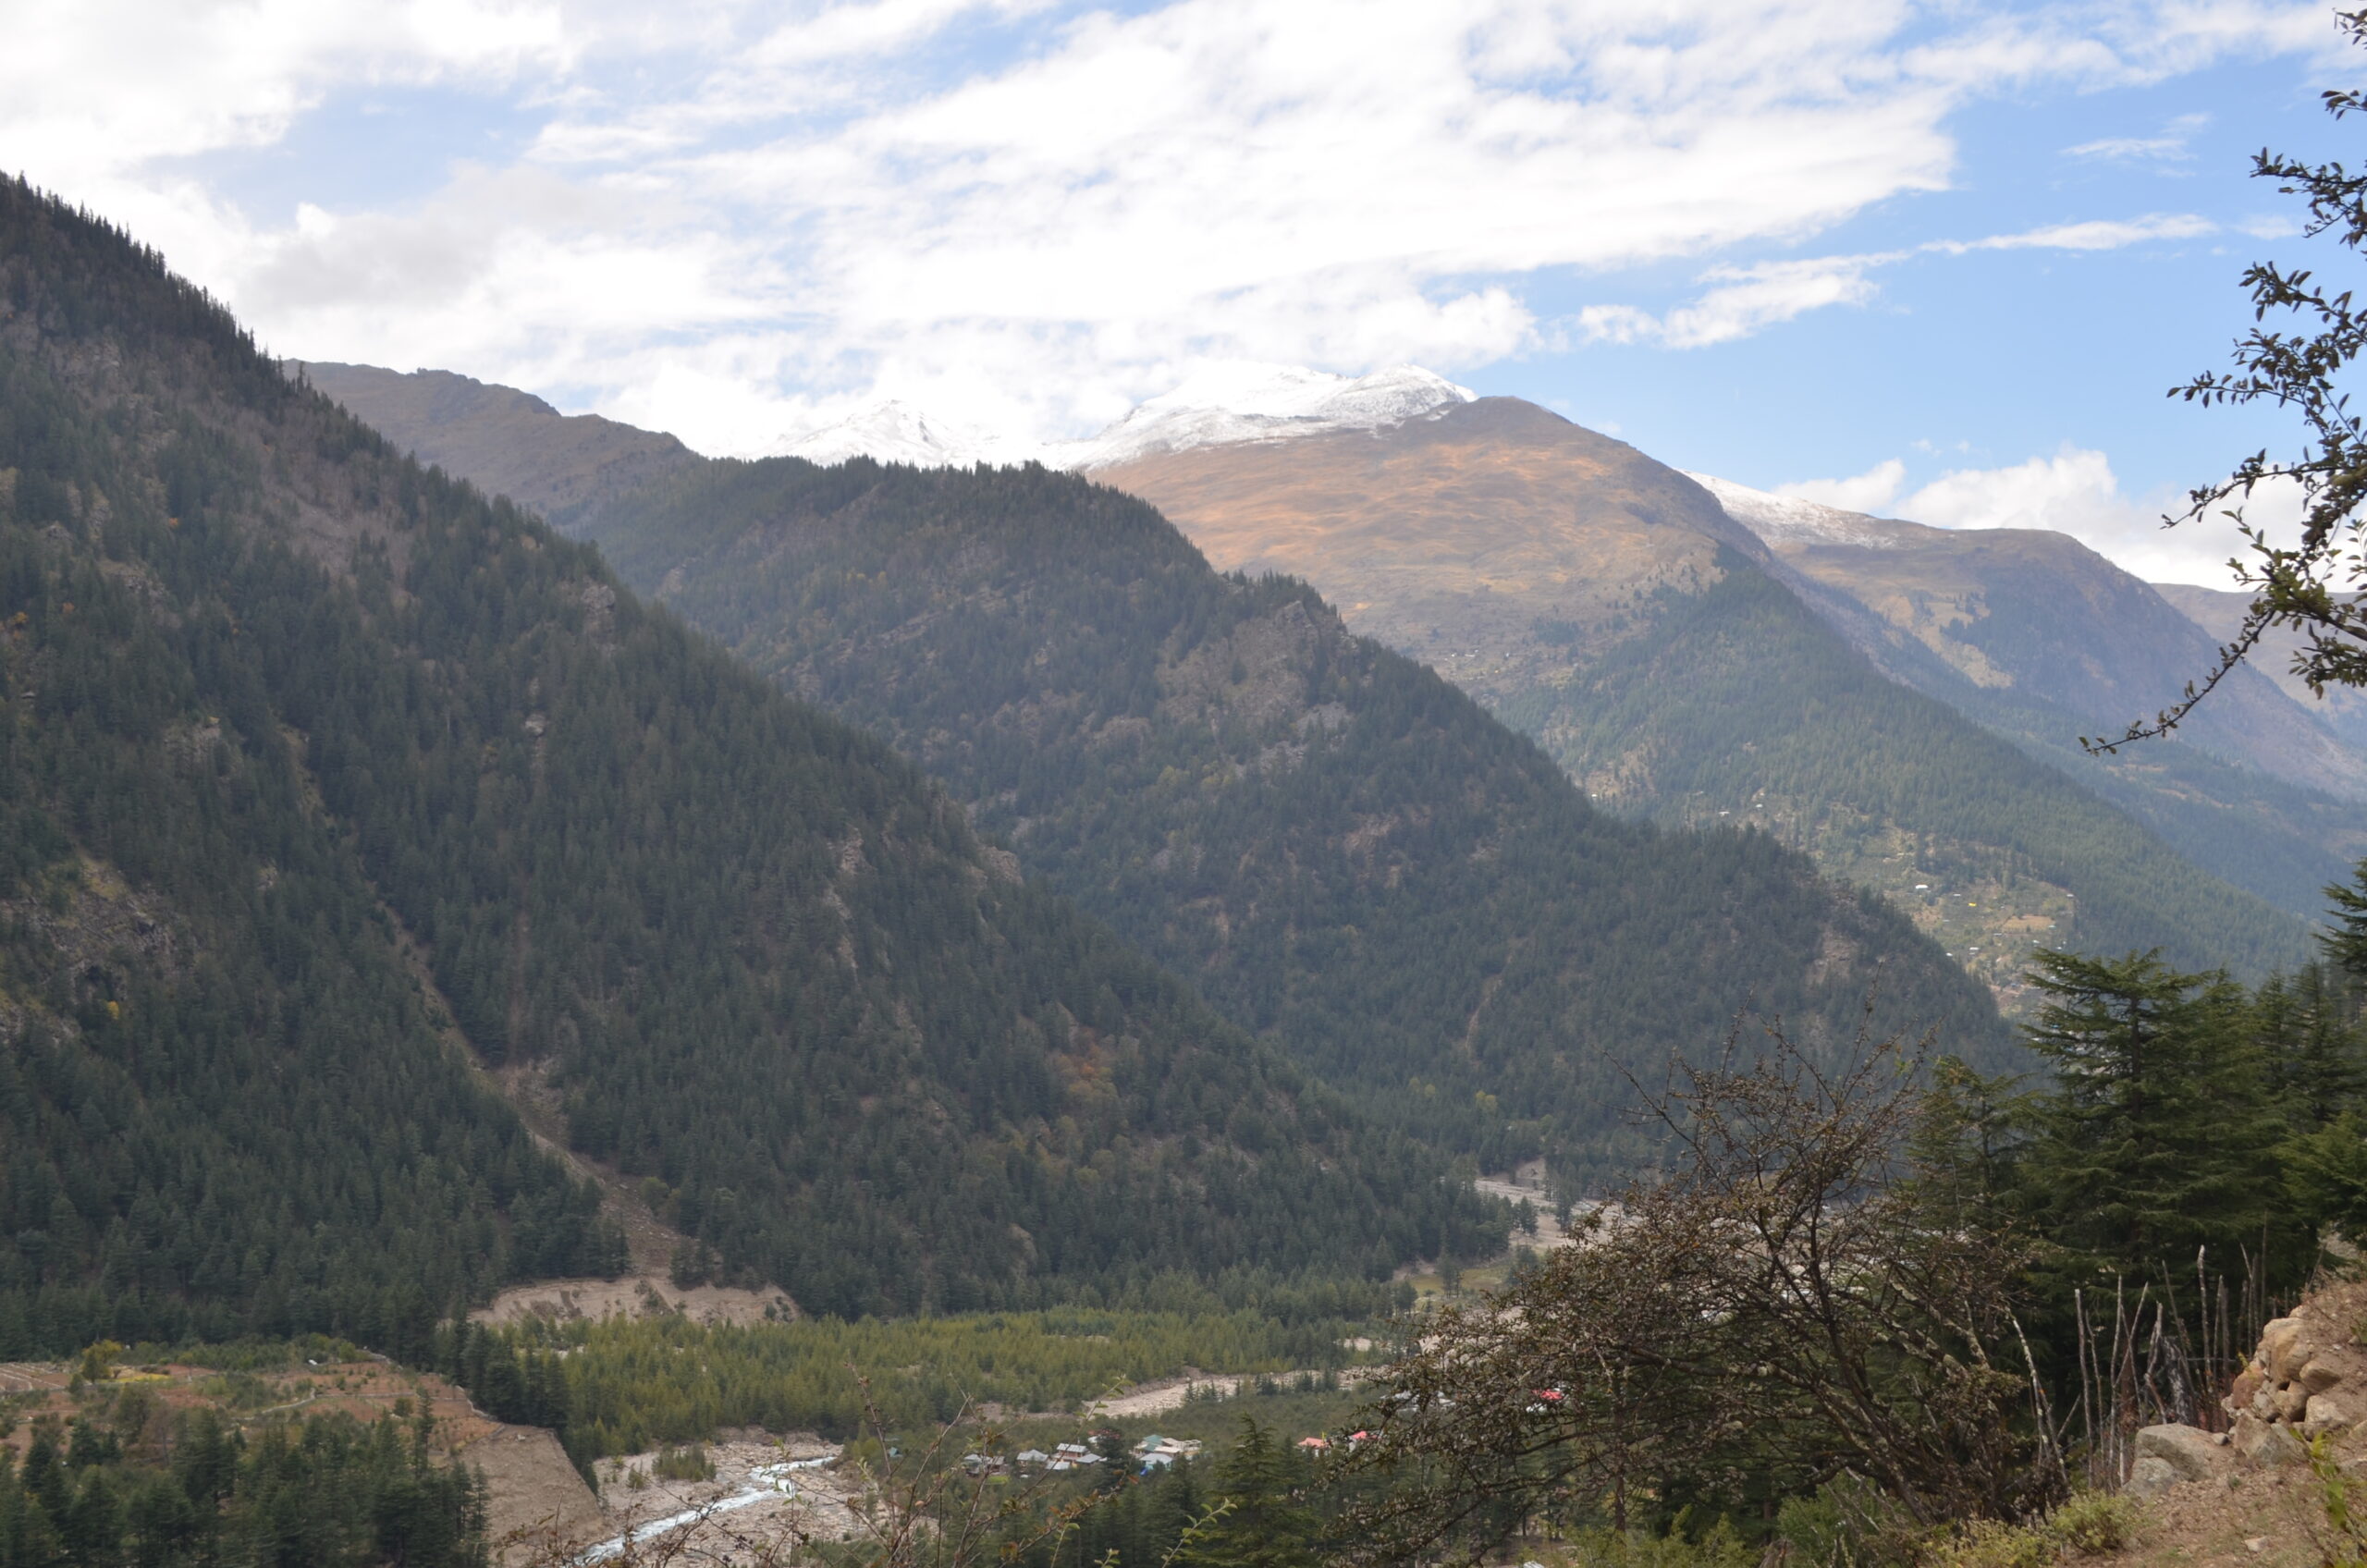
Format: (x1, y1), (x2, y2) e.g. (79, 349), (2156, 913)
(761, 400), (1012, 469)
(1059, 362), (1477, 470)
(1686, 472), (1907, 549)
(751, 365), (1476, 473)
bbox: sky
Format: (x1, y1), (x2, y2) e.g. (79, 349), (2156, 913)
(6, 0), (2361, 584)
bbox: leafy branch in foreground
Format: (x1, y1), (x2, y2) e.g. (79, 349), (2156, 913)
(1334, 1024), (2055, 1566)
(2095, 7), (2367, 748)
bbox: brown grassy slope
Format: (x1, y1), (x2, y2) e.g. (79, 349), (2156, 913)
(1095, 397), (1765, 705)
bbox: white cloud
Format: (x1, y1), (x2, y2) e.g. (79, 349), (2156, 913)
(2064, 111), (2208, 163)
(0, 0), (2341, 449)
(2066, 135), (2191, 161)
(1575, 207), (2219, 353)
(1776, 459), (1907, 514)
(1577, 253), (1893, 349)
(1928, 212), (2218, 253)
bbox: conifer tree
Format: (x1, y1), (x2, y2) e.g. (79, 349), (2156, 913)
(2017, 949), (2283, 1270)
(2255, 962), (2367, 1130)
(1178, 1420), (1318, 1568)
(2326, 860), (2367, 982)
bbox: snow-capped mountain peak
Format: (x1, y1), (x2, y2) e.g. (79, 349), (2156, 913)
(1685, 472), (1906, 549)
(762, 399), (1006, 469)
(754, 364), (1477, 472)
(1059, 362), (1476, 469)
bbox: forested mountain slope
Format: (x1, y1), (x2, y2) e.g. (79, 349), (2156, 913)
(1093, 400), (2319, 986)
(571, 457), (2008, 1175)
(0, 178), (1499, 1342)
(1693, 477), (2367, 923)
(1697, 476), (2367, 801)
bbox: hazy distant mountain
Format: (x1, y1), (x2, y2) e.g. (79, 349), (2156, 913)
(750, 362), (1477, 471)
(1692, 474), (2367, 803)
(294, 361), (2012, 1172)
(2152, 580), (2367, 753)
(764, 399), (1014, 468)
(579, 455), (2008, 1175)
(1093, 397), (2324, 985)
(1048, 362), (1475, 468)
(295, 361), (699, 530)
(300, 358), (2338, 982)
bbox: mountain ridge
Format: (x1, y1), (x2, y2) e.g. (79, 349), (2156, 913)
(1091, 398), (2328, 984)
(289, 360), (2338, 988)
(1692, 471), (2367, 803)
(278, 360), (2015, 1177)
(2, 178), (1497, 1344)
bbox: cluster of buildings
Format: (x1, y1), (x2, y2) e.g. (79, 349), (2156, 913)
(1127, 1435), (1203, 1470)
(980, 1428), (1381, 1477)
(968, 1433), (1153, 1476)
(1003, 1440), (1111, 1474)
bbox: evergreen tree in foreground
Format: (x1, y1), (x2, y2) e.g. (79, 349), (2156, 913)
(1179, 1420), (1319, 1568)
(2017, 949), (2287, 1273)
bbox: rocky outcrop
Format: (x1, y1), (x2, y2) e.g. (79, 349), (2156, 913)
(2224, 1302), (2367, 1466)
(2123, 1295), (2367, 1507)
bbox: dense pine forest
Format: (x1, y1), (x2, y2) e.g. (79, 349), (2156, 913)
(0, 1403), (484, 1568)
(7, 126), (2365, 1568)
(578, 458), (2009, 1171)
(0, 178), (1500, 1346)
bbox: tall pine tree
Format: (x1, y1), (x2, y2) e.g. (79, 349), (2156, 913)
(1177, 1420), (1318, 1568)
(2017, 949), (2285, 1273)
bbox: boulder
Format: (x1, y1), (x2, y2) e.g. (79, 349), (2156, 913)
(2260, 1317), (2313, 1383)
(2304, 1395), (2352, 1439)
(2135, 1424), (2229, 1484)
(2302, 1358), (2346, 1396)
(2276, 1380), (2312, 1423)
(2233, 1410), (2308, 1468)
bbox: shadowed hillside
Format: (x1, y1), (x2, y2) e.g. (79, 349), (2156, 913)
(574, 456), (2012, 1177)
(0, 178), (1500, 1343)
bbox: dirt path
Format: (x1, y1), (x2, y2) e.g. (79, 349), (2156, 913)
(1085, 1367), (1379, 1419)
(472, 1274), (794, 1328)
(1472, 1171), (1588, 1249)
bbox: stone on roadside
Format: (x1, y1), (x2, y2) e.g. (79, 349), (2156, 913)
(2135, 1424), (2229, 1485)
